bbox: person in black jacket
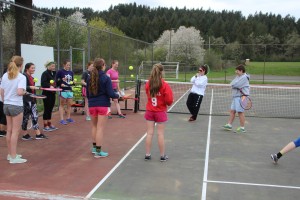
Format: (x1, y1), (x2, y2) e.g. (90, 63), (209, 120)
(41, 61), (58, 132)
(21, 63), (47, 140)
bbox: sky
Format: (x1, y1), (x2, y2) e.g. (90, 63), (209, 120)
(32, 0), (300, 20)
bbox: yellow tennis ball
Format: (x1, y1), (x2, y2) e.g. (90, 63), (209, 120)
(130, 74), (134, 78)
(74, 78), (77, 82)
(50, 80), (54, 84)
(129, 66), (133, 70)
(33, 78), (38, 82)
(69, 81), (73, 85)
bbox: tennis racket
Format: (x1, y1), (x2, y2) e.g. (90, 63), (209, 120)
(239, 89), (252, 110)
(37, 87), (62, 92)
(120, 96), (139, 100)
(26, 92), (47, 99)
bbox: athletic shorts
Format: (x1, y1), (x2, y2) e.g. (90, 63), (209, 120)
(230, 97), (244, 113)
(144, 110), (168, 123)
(60, 91), (74, 99)
(89, 107), (110, 117)
(3, 104), (23, 117)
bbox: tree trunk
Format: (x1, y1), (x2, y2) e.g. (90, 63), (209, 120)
(15, 0), (33, 55)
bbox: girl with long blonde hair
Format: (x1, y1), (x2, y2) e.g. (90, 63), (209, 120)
(0, 56), (27, 164)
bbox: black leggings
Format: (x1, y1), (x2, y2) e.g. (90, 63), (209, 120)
(186, 93), (203, 120)
(43, 93), (56, 120)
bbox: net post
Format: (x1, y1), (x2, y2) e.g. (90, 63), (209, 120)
(134, 79), (141, 113)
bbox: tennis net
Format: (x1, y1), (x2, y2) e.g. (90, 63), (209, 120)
(136, 80), (300, 119)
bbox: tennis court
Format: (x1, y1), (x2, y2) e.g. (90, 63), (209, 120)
(0, 82), (300, 199)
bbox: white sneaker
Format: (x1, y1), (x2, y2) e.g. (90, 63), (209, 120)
(7, 154), (22, 161)
(9, 157), (27, 164)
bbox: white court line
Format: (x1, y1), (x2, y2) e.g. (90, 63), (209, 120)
(85, 133), (147, 199)
(205, 180), (300, 190)
(201, 89), (214, 200)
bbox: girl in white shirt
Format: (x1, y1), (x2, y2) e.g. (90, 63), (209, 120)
(0, 56), (27, 164)
(186, 65), (208, 122)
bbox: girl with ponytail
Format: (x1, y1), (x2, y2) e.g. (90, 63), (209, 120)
(144, 63), (174, 162)
(0, 55), (27, 164)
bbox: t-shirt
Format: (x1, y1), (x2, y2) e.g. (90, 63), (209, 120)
(0, 72), (26, 106)
(106, 68), (119, 89)
(56, 69), (74, 91)
(145, 79), (174, 112)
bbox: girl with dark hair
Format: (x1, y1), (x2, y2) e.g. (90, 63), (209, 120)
(56, 59), (75, 125)
(0, 56), (27, 164)
(186, 65), (208, 122)
(106, 60), (125, 118)
(81, 61), (94, 121)
(144, 63), (173, 162)
(21, 63), (47, 140)
(87, 58), (119, 158)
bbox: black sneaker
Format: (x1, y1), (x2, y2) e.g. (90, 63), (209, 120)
(36, 133), (48, 140)
(160, 155), (168, 162)
(0, 131), (6, 137)
(22, 134), (33, 141)
(144, 154), (151, 161)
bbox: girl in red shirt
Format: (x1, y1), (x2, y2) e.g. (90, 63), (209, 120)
(144, 63), (173, 162)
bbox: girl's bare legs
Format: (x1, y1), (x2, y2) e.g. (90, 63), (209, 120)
(228, 110), (236, 125)
(93, 115), (107, 150)
(8, 113), (23, 158)
(6, 116), (12, 156)
(84, 97), (90, 117)
(156, 123), (166, 156)
(91, 115), (97, 144)
(113, 99), (123, 115)
(238, 112), (245, 127)
(280, 142), (296, 155)
(66, 99), (73, 119)
(145, 121), (155, 155)
(59, 97), (66, 121)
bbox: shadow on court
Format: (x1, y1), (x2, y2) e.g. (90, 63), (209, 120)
(90, 113), (300, 200)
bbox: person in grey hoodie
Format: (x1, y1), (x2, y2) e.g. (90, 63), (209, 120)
(223, 64), (250, 133)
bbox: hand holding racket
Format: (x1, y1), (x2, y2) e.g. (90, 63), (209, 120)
(239, 89), (252, 110)
(25, 92), (47, 99)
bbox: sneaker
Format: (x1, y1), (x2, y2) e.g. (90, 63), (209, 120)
(271, 154), (278, 164)
(144, 154), (151, 161)
(91, 147), (97, 154)
(9, 157), (27, 164)
(60, 120), (68, 125)
(118, 114), (126, 118)
(35, 133), (48, 140)
(188, 117), (196, 122)
(66, 118), (75, 123)
(94, 151), (109, 158)
(0, 131), (6, 137)
(22, 134), (33, 141)
(86, 116), (91, 121)
(160, 155), (169, 162)
(43, 127), (54, 132)
(49, 125), (58, 131)
(107, 115), (112, 119)
(7, 154), (22, 161)
(235, 127), (246, 133)
(223, 124), (232, 131)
